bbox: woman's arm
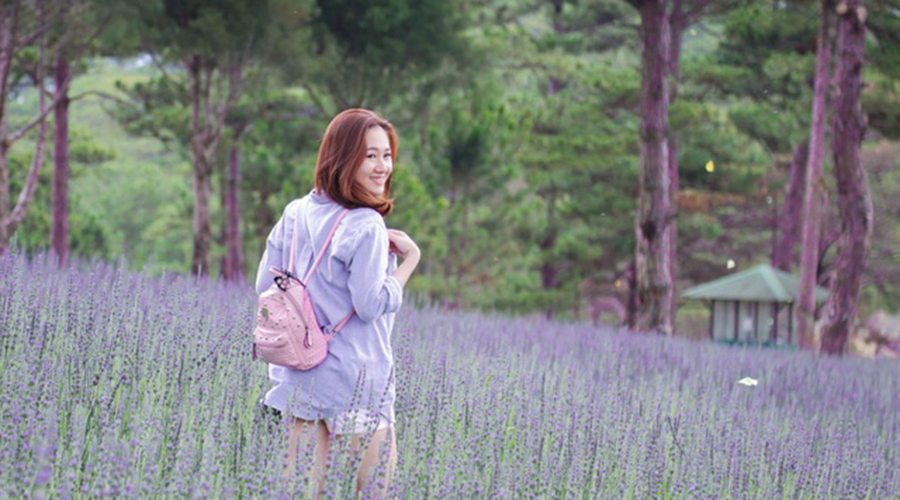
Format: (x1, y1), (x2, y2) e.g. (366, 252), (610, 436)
(387, 229), (421, 287)
(340, 221), (405, 323)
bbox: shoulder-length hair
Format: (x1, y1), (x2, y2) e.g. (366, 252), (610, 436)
(314, 108), (397, 216)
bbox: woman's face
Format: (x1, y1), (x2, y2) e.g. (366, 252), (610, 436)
(355, 126), (393, 198)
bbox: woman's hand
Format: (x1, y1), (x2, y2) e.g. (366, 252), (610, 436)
(387, 229), (421, 286)
(387, 229), (420, 259)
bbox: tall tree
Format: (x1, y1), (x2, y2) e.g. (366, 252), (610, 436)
(772, 139), (808, 271)
(706, 1), (827, 277)
(409, 84), (518, 309)
(527, 0), (635, 318)
(488, 0), (640, 317)
(51, 43), (70, 265)
(115, 0), (272, 276)
(627, 0), (673, 335)
(796, 0), (834, 350)
(819, 0), (873, 355)
(663, 0), (737, 331)
(221, 99), (248, 282)
(47, 0), (114, 267)
(0, 1), (69, 255)
(665, 0), (685, 331)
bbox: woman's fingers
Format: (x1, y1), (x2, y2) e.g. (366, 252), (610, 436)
(387, 229), (419, 257)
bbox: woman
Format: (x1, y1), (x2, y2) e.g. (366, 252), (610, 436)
(255, 108), (421, 497)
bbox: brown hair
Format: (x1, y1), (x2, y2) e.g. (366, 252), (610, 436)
(314, 108), (397, 216)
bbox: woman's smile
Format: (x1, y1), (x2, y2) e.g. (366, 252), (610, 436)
(356, 126), (393, 197)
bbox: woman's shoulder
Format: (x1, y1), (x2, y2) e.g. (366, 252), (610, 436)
(309, 190), (381, 225)
(279, 197), (307, 220)
(336, 209), (385, 247)
(343, 206), (384, 228)
(331, 208), (386, 259)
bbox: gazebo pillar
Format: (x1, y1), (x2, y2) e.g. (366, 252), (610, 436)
(770, 302), (777, 344)
(788, 302), (794, 345)
(753, 302), (760, 343)
(733, 301), (739, 342)
(774, 303), (780, 343)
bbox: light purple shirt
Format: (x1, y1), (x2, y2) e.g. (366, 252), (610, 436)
(255, 190), (402, 422)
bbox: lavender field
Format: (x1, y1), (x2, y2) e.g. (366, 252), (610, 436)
(1, 250), (898, 499)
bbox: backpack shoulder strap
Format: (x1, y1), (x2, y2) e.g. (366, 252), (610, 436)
(302, 208), (350, 284)
(291, 204), (354, 335)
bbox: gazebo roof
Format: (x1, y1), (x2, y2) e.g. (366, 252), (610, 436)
(682, 264), (829, 303)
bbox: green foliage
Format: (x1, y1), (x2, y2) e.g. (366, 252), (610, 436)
(405, 81), (522, 307)
(8, 124), (117, 260)
(726, 101), (803, 153)
(10, 0), (900, 321)
(718, 2), (817, 71)
(516, 79), (638, 312)
(137, 0), (273, 60)
(315, 0), (460, 67)
(275, 0), (472, 112)
(867, 0), (900, 81)
(58, 59), (190, 269)
(238, 101), (327, 263)
(111, 76), (191, 150)
(672, 100), (770, 191)
(864, 70), (900, 140)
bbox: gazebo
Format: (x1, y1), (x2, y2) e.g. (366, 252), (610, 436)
(682, 264), (829, 346)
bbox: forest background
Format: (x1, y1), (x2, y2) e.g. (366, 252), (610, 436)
(2, 0), (898, 342)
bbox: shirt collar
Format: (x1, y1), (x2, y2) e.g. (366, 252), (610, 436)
(309, 189), (332, 204)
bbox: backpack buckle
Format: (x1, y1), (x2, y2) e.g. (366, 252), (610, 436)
(274, 271), (294, 292)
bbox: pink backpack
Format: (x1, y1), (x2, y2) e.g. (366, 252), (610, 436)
(252, 208), (353, 370)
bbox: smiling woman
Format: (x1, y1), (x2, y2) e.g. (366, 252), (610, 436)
(313, 109), (399, 216)
(356, 127), (394, 198)
(254, 108), (421, 499)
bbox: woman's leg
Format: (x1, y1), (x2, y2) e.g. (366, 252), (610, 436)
(285, 418), (331, 498)
(349, 426), (398, 498)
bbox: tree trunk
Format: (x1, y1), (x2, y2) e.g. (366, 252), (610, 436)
(773, 139), (809, 272)
(820, 0), (872, 355)
(219, 151), (228, 275)
(443, 187), (458, 308)
(192, 162), (212, 276)
(768, 187), (779, 265)
(455, 192), (471, 309)
(634, 0), (672, 335)
(817, 218), (840, 284)
(223, 136), (245, 282)
(0, 8), (16, 254)
(664, 0), (685, 335)
(221, 65), (246, 282)
(797, 0), (833, 350)
(188, 55), (212, 276)
(626, 258), (638, 328)
(0, 145), (9, 254)
(51, 53), (70, 267)
(540, 1), (564, 319)
(255, 190), (274, 247)
(540, 183), (559, 319)
(540, 232), (558, 320)
(0, 4), (54, 255)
